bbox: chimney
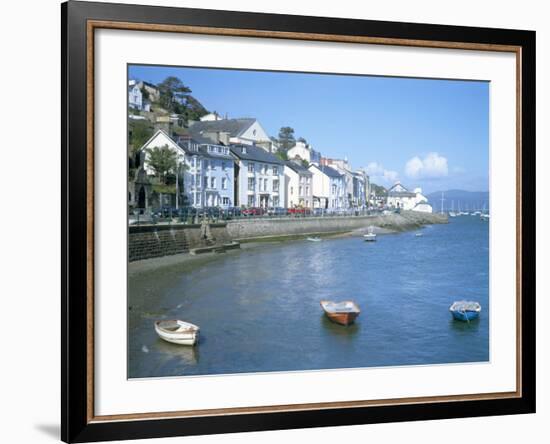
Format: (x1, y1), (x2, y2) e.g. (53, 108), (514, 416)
(218, 131), (230, 146)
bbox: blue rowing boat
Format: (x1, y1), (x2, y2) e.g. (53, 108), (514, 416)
(449, 301), (481, 322)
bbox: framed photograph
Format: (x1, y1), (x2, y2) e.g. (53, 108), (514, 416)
(62, 1), (535, 442)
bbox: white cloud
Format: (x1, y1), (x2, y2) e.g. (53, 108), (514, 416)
(405, 152), (448, 179)
(365, 162), (399, 185)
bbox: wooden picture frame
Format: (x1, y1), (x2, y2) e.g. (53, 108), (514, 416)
(62, 1), (536, 442)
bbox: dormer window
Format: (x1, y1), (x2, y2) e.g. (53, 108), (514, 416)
(242, 146), (247, 154)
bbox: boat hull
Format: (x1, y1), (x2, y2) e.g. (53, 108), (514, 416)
(325, 311), (359, 326)
(451, 311), (480, 322)
(156, 332), (199, 345)
(363, 234), (376, 242)
(154, 321), (200, 346)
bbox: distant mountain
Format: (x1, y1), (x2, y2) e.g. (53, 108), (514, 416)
(426, 190), (490, 212)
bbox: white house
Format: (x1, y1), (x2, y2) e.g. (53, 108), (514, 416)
(284, 161), (313, 208)
(287, 141), (311, 163)
(308, 164), (345, 209)
(230, 144), (286, 208)
(200, 112), (223, 122)
(175, 134), (235, 209)
(352, 170), (370, 208)
(189, 117), (275, 152)
(287, 141), (322, 164)
(387, 182), (432, 212)
(128, 80), (143, 110)
(139, 130), (235, 209)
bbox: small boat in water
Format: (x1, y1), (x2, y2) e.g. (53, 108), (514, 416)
(363, 226), (376, 242)
(154, 319), (200, 345)
(320, 300), (360, 326)
(449, 301), (481, 322)
(415, 232), (423, 237)
(307, 237), (322, 242)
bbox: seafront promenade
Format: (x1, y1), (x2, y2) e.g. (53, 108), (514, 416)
(128, 211), (448, 262)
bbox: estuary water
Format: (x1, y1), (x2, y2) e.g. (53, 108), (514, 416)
(128, 216), (489, 378)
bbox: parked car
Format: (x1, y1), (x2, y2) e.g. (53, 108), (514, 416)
(242, 207), (265, 216)
(288, 207), (312, 216)
(312, 208), (326, 217)
(267, 207), (287, 216)
(203, 206), (223, 219)
(225, 207), (242, 218)
(152, 206), (179, 219)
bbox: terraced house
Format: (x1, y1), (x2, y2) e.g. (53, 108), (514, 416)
(230, 144), (285, 208)
(176, 134), (235, 209)
(139, 129), (234, 209)
(284, 160), (313, 208)
(308, 164), (346, 209)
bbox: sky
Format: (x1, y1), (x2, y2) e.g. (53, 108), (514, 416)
(129, 64), (489, 194)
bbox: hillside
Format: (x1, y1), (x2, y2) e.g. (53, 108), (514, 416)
(426, 190), (489, 212)
(370, 183), (387, 197)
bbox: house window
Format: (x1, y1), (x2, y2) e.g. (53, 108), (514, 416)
(306, 186), (310, 195)
(222, 162), (227, 171)
(264, 178), (268, 191)
(290, 186), (294, 195)
(248, 178), (255, 191)
(210, 177), (216, 189)
(272, 166), (278, 175)
(273, 179), (279, 192)
(299, 186), (303, 196)
(248, 195), (255, 206)
(204, 177), (208, 189)
(273, 196), (279, 207)
(222, 177), (227, 190)
(248, 163), (255, 173)
(332, 184), (337, 195)
(223, 197), (230, 206)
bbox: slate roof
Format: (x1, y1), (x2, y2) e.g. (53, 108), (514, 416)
(311, 164), (343, 178)
(230, 144), (283, 165)
(285, 161), (312, 175)
(388, 182), (416, 197)
(189, 118), (256, 138)
(388, 191), (417, 198)
(174, 135), (233, 160)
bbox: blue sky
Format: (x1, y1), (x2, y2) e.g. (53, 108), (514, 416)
(129, 64), (489, 193)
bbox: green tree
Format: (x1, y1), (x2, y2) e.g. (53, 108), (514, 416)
(297, 137), (307, 144)
(146, 145), (178, 185)
(129, 120), (153, 154)
(158, 76), (192, 111)
(277, 127), (296, 152)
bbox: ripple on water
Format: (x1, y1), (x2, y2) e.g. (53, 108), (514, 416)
(129, 218), (489, 378)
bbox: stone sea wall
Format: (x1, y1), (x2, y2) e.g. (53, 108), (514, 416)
(128, 223), (229, 262)
(128, 211), (447, 261)
(226, 211), (448, 240)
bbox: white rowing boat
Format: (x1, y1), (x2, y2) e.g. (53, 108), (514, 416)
(154, 319), (200, 345)
(364, 226), (377, 242)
